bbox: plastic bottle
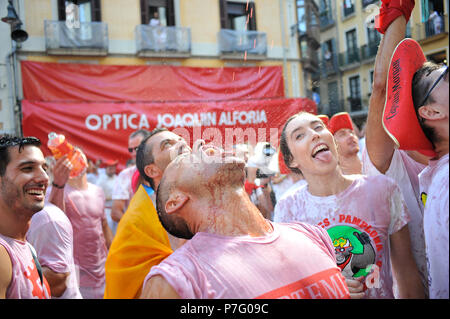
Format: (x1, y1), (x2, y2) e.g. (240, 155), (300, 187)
(47, 132), (87, 178)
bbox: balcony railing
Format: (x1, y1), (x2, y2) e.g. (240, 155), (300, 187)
(319, 10), (335, 29)
(321, 53), (339, 76)
(299, 24), (321, 50)
(338, 50), (360, 67)
(348, 96), (362, 112)
(218, 29), (267, 59)
(302, 55), (320, 73)
(414, 15), (447, 42)
(362, 0), (378, 8)
(360, 42), (379, 60)
(135, 25), (191, 57)
(44, 20), (108, 55)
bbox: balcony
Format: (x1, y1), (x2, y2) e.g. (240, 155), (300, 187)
(218, 29), (267, 60)
(302, 55), (320, 74)
(414, 15), (448, 44)
(362, 0), (378, 8)
(135, 25), (191, 58)
(338, 50), (360, 69)
(319, 10), (335, 30)
(321, 53), (339, 77)
(44, 20), (108, 56)
(348, 96), (362, 112)
(360, 42), (379, 61)
(298, 25), (321, 50)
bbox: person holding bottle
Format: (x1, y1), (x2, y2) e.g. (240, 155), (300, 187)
(46, 137), (113, 299)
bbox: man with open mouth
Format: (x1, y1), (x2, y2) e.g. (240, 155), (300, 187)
(0, 135), (51, 299)
(139, 139), (351, 299)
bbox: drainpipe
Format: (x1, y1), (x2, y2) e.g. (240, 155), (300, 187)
(5, 40), (22, 136)
(279, 0), (289, 97)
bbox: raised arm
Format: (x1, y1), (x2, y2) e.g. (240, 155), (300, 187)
(48, 155), (71, 211)
(366, 16), (407, 173)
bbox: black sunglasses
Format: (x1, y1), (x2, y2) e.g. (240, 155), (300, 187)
(420, 64), (448, 107)
(128, 146), (139, 153)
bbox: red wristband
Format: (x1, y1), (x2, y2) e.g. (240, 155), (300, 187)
(375, 0), (415, 34)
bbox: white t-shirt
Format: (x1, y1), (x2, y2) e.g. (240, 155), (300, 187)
(97, 174), (117, 209)
(419, 153), (449, 299)
(274, 174), (410, 299)
(272, 176), (296, 202)
(144, 222), (350, 299)
(362, 148), (428, 294)
(112, 166), (136, 202)
(27, 203), (83, 299)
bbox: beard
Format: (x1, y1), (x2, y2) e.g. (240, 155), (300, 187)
(0, 176), (45, 217)
(157, 210), (195, 240)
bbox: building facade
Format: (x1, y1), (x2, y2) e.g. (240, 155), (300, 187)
(0, 0), (305, 136)
(317, 0), (449, 128)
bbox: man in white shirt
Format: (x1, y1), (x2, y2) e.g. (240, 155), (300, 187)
(97, 160), (118, 235)
(111, 130), (150, 223)
(366, 1), (448, 298)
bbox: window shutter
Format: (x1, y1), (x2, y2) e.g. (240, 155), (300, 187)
(219, 0), (229, 29)
(248, 2), (257, 30)
(140, 0), (148, 24)
(91, 0), (101, 21)
(58, 0), (66, 21)
(167, 0), (175, 26)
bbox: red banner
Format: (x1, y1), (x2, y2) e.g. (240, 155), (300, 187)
(22, 98), (316, 170)
(21, 61), (285, 102)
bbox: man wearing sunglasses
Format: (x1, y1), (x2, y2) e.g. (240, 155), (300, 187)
(364, 0), (448, 299)
(111, 129), (150, 225)
(411, 62), (448, 300)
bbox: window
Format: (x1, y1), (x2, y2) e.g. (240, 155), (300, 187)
(140, 0), (175, 26)
(366, 26), (380, 57)
(319, 0), (333, 27)
(369, 70), (374, 94)
(322, 39), (337, 74)
(297, 0), (307, 34)
(343, 0), (355, 17)
(421, 0), (444, 22)
(219, 0), (257, 31)
(422, 0), (445, 37)
(56, 0), (103, 45)
(349, 75), (362, 111)
(58, 0), (101, 22)
(367, 26), (380, 46)
(345, 29), (358, 63)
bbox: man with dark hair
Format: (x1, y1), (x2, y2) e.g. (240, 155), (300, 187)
(412, 62), (448, 149)
(135, 127), (169, 191)
(111, 129), (151, 223)
(140, 142), (350, 299)
(364, 0), (448, 298)
(0, 135), (51, 298)
(104, 128), (190, 299)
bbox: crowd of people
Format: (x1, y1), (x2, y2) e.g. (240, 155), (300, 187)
(0, 1), (448, 300)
